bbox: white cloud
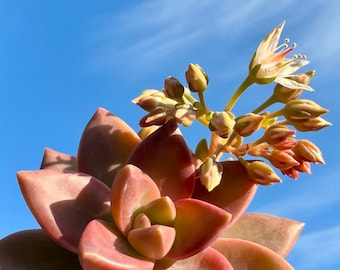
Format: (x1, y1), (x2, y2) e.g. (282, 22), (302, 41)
(253, 170), (340, 218)
(289, 225), (340, 270)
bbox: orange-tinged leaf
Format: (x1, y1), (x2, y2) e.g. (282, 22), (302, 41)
(78, 107), (141, 187)
(154, 247), (234, 270)
(211, 238), (294, 270)
(219, 213), (304, 257)
(193, 161), (257, 227)
(79, 219), (154, 270)
(111, 164), (161, 235)
(143, 196), (176, 226)
(17, 169), (111, 253)
(166, 198), (232, 260)
(128, 225), (176, 260)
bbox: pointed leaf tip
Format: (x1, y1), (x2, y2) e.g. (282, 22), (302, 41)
(17, 169), (111, 253)
(77, 107), (141, 187)
(128, 120), (195, 201)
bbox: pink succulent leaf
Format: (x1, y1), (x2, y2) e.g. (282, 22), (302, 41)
(0, 229), (82, 269)
(128, 225), (176, 260)
(154, 247), (234, 270)
(166, 198), (232, 260)
(193, 161), (257, 227)
(211, 238), (294, 270)
(17, 169), (111, 254)
(40, 147), (77, 171)
(78, 107), (141, 187)
(128, 120), (195, 201)
(111, 164), (161, 235)
(219, 213), (304, 257)
(79, 219), (154, 270)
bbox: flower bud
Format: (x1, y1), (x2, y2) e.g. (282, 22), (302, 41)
(164, 76), (184, 99)
(139, 108), (168, 127)
(293, 139), (325, 164)
(209, 111), (235, 138)
(185, 63), (209, 93)
(234, 113), (265, 137)
(173, 104), (196, 127)
(263, 124), (295, 145)
(268, 149), (300, 170)
(132, 89), (176, 111)
(244, 161), (282, 185)
(292, 117), (331, 132)
(282, 99), (329, 123)
(273, 70), (315, 103)
(199, 157), (223, 191)
(195, 138), (209, 162)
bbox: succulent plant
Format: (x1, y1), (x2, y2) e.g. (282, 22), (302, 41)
(0, 21), (329, 269)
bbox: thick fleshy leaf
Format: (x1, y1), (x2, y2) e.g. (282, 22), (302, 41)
(128, 225), (176, 260)
(111, 164), (161, 235)
(78, 107), (141, 187)
(128, 120), (195, 201)
(17, 169), (111, 253)
(154, 247), (234, 270)
(79, 219), (154, 270)
(219, 213), (304, 257)
(40, 147), (77, 171)
(166, 198), (232, 260)
(211, 238), (294, 270)
(143, 196), (176, 226)
(0, 229), (82, 269)
(193, 161), (257, 226)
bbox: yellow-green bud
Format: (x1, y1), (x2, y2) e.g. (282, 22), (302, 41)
(273, 71), (315, 103)
(292, 117), (331, 132)
(244, 160), (282, 185)
(199, 157), (223, 191)
(194, 138), (209, 162)
(132, 89), (176, 111)
(293, 139), (325, 164)
(283, 99), (329, 123)
(185, 63), (209, 93)
(209, 111), (235, 138)
(173, 104), (196, 127)
(164, 76), (184, 99)
(263, 124), (295, 145)
(139, 108), (168, 127)
(234, 113), (265, 137)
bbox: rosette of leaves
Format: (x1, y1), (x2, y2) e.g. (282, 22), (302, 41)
(0, 108), (303, 269)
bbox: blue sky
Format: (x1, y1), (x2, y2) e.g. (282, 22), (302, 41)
(1, 1), (339, 269)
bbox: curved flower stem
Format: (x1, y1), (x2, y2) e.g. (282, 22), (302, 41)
(224, 75), (254, 112)
(264, 108), (283, 119)
(252, 95), (277, 114)
(198, 92), (209, 113)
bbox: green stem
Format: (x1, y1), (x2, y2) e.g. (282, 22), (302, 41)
(198, 91), (209, 113)
(224, 75), (254, 112)
(265, 108), (283, 119)
(252, 95), (277, 114)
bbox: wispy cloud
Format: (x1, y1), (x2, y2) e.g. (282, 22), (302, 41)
(289, 225), (340, 270)
(88, 0), (324, 77)
(253, 170), (340, 218)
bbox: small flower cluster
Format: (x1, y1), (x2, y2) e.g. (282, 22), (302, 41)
(133, 21), (330, 191)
